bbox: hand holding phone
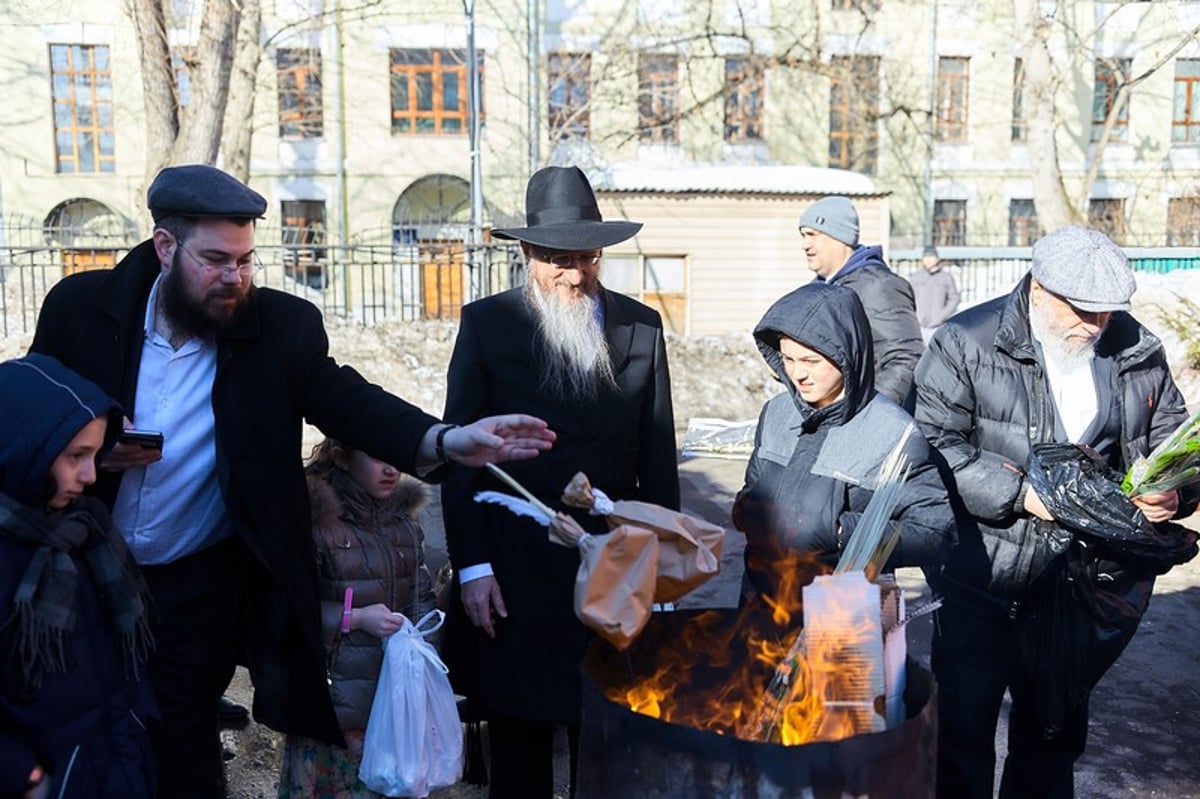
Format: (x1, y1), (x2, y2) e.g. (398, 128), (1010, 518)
(119, 429), (164, 450)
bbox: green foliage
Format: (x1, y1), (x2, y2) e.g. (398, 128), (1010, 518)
(1155, 294), (1200, 371)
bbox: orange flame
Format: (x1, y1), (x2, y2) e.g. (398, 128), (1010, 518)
(608, 551), (886, 746)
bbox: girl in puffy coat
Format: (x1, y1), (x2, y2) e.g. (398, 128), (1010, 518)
(732, 282), (955, 603)
(0, 355), (156, 799)
(279, 438), (437, 799)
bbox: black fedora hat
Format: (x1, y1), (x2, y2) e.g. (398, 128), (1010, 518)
(492, 166), (642, 250)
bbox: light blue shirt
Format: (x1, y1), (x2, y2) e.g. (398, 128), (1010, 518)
(112, 276), (232, 564)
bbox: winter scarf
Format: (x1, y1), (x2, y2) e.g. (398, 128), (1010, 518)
(0, 492), (153, 692)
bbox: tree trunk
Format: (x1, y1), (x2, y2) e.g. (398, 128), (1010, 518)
(169, 0), (241, 165)
(221, 0), (263, 182)
(129, 0), (179, 232)
(1015, 2), (1081, 232)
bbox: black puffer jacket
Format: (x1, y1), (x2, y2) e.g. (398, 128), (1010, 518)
(310, 469), (437, 731)
(914, 275), (1197, 604)
(732, 282), (955, 601)
(827, 245), (924, 406)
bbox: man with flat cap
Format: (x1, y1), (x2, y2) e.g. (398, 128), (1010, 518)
(30, 163), (555, 797)
(441, 165), (680, 798)
(799, 195), (923, 406)
(914, 225), (1196, 798)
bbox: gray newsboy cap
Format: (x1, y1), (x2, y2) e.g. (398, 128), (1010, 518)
(1031, 225), (1135, 313)
(148, 164), (267, 223)
(798, 196), (860, 247)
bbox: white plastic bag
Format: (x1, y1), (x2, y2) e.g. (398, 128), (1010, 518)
(359, 609), (464, 797)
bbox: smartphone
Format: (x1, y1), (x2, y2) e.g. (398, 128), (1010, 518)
(119, 429), (164, 450)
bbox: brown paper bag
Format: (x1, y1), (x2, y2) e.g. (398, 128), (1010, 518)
(610, 500), (724, 603)
(550, 514), (658, 650)
(561, 473), (725, 603)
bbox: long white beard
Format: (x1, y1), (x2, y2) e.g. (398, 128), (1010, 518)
(1029, 300), (1099, 368)
(524, 279), (615, 400)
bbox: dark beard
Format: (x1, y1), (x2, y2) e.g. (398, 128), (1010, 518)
(161, 250), (252, 339)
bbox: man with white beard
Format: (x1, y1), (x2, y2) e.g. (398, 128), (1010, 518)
(440, 166), (680, 799)
(913, 225), (1196, 799)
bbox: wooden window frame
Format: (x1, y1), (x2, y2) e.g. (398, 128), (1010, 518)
(936, 56), (970, 143)
(281, 200), (328, 288)
(1092, 57), (1130, 142)
(724, 57), (765, 143)
(390, 48), (482, 136)
(1172, 59), (1200, 144)
(1088, 198), (1127, 244)
(638, 53), (679, 144)
(828, 55), (880, 175)
(548, 52), (592, 140)
(49, 43), (115, 174)
(1167, 197), (1200, 246)
(933, 199), (967, 246)
(1008, 199), (1039, 246)
(276, 48), (324, 139)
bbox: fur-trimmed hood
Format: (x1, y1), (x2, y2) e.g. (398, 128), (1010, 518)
(307, 467), (427, 530)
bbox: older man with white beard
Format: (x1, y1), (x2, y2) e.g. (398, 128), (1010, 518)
(440, 166), (680, 799)
(914, 225), (1196, 799)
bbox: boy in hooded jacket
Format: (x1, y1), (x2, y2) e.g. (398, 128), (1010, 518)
(733, 282), (954, 601)
(0, 354), (156, 799)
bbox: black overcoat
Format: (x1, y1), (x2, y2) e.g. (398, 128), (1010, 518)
(29, 240), (441, 743)
(440, 286), (679, 723)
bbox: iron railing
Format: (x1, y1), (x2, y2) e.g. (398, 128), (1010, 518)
(0, 240), (525, 338)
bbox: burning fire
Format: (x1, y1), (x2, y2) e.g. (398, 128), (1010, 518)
(606, 551), (888, 745)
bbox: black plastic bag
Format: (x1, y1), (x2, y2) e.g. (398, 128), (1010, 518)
(1018, 541), (1153, 737)
(1025, 443), (1197, 573)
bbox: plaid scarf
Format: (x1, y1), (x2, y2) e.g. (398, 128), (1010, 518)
(0, 492), (153, 692)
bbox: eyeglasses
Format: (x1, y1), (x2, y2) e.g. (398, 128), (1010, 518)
(178, 241), (262, 279)
(529, 247), (602, 269)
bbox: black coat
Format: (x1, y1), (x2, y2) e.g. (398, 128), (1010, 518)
(827, 245), (924, 406)
(732, 282), (954, 600)
(914, 275), (1198, 603)
(440, 286), (679, 723)
(29, 241), (441, 743)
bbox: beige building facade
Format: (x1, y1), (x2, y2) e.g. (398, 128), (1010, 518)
(0, 0), (1197, 332)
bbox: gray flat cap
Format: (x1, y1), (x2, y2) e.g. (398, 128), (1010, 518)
(148, 164), (267, 223)
(1031, 225), (1135, 313)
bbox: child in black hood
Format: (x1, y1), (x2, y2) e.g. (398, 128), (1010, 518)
(732, 282), (954, 603)
(0, 354), (156, 799)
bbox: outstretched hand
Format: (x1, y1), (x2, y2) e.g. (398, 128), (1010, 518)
(446, 415), (556, 467)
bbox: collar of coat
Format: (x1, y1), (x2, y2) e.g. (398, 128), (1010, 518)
(307, 468), (427, 530)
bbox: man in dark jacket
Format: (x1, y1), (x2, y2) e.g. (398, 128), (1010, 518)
(441, 166), (679, 799)
(914, 225), (1196, 799)
(799, 195), (923, 406)
(28, 164), (555, 798)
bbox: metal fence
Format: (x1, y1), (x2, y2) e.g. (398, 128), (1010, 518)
(891, 246), (1200, 309)
(0, 240), (526, 338)
(4, 241), (1198, 338)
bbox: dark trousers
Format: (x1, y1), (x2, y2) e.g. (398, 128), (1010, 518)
(933, 600), (1088, 799)
(141, 537), (248, 799)
(487, 713), (579, 799)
